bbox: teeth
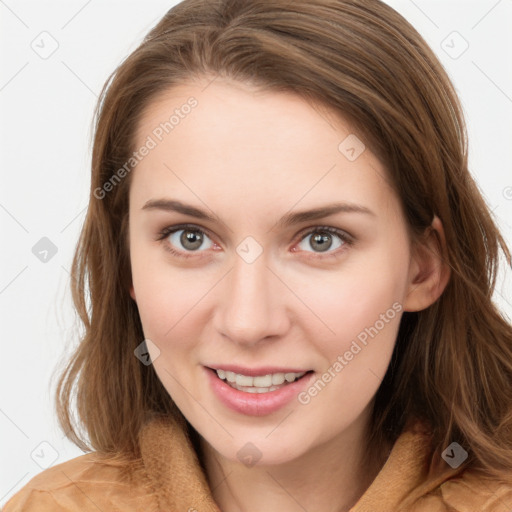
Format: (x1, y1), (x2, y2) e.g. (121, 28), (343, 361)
(236, 374), (254, 387)
(215, 369), (306, 389)
(253, 374), (272, 387)
(230, 382), (282, 393)
(271, 373), (285, 385)
(245, 386), (280, 393)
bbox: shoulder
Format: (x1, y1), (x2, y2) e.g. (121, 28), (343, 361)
(439, 469), (512, 512)
(386, 419), (512, 512)
(409, 469), (512, 512)
(2, 452), (159, 512)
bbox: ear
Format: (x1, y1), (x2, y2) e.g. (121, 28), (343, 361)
(403, 215), (451, 312)
(129, 284), (136, 302)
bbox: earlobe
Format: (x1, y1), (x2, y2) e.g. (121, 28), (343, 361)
(130, 285), (136, 302)
(403, 215), (451, 312)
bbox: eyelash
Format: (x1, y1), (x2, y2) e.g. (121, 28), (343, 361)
(155, 223), (353, 261)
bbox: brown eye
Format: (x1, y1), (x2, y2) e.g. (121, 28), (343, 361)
(167, 228), (213, 252)
(308, 231), (335, 252)
(296, 227), (351, 256)
(157, 225), (215, 257)
(179, 229), (205, 251)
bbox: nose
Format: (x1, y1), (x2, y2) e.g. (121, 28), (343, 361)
(213, 252), (290, 348)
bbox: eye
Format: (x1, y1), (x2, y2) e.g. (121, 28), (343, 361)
(156, 224), (353, 260)
(294, 226), (352, 257)
(156, 224), (216, 259)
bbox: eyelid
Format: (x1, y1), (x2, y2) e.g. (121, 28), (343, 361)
(292, 225), (353, 259)
(156, 223), (215, 243)
(295, 224), (353, 243)
(156, 223), (353, 259)
(156, 223), (217, 260)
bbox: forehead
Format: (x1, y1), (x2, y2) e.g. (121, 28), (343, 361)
(130, 78), (397, 218)
(136, 77), (345, 150)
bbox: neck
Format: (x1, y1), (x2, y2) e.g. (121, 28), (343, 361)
(198, 410), (388, 512)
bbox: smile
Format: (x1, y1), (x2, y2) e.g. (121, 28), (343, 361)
(214, 369), (307, 393)
(205, 366), (314, 416)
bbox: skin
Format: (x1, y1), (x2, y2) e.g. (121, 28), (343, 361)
(128, 77), (450, 512)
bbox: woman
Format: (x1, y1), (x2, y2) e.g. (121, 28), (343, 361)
(5, 0), (512, 510)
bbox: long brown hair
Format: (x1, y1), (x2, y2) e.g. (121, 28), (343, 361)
(54, 0), (512, 483)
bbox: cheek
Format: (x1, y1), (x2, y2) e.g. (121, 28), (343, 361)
(133, 270), (209, 346)
(302, 246), (408, 346)
(130, 260), (209, 402)
(295, 264), (405, 418)
(129, 237), (205, 349)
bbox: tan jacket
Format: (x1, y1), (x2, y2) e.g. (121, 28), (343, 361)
(3, 415), (512, 511)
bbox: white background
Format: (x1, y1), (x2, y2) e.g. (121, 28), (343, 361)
(1, 0), (511, 505)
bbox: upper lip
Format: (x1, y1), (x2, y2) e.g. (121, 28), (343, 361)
(206, 365), (312, 376)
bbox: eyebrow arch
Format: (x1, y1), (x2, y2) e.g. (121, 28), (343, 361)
(141, 198), (375, 228)
(142, 199), (220, 222)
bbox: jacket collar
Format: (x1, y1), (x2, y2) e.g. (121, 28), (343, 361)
(139, 414), (460, 511)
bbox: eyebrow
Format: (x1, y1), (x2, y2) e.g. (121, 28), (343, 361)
(142, 198), (375, 228)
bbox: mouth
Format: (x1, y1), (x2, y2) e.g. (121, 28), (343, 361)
(207, 367), (314, 394)
(205, 365), (316, 416)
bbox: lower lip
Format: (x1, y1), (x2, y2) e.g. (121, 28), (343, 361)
(205, 367), (315, 416)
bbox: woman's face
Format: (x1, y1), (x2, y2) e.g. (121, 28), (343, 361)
(128, 77), (417, 465)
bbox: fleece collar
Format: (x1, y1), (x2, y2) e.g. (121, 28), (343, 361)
(139, 414), (460, 511)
